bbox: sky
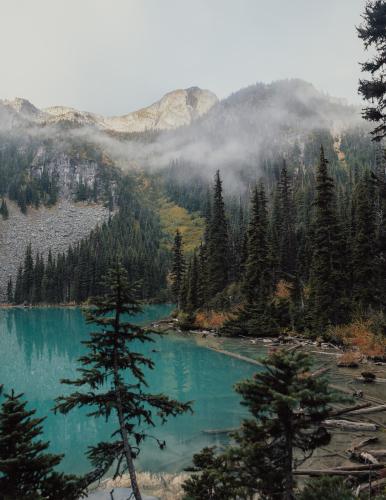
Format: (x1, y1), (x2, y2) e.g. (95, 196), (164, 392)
(0, 0), (367, 115)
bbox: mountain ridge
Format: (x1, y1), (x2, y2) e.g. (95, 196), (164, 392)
(0, 87), (218, 133)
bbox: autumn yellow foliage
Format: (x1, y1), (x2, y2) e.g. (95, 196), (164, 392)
(194, 311), (229, 329)
(329, 320), (386, 359)
(159, 198), (205, 253)
(274, 280), (291, 299)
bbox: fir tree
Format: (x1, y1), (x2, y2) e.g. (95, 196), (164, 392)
(187, 251), (199, 311)
(0, 388), (84, 499)
(6, 277), (13, 304)
(184, 349), (336, 500)
(278, 162), (297, 277)
(352, 173), (378, 310)
(0, 198), (9, 219)
(54, 262), (192, 500)
(358, 0), (386, 141)
(223, 184), (277, 336)
(22, 243), (34, 304)
(206, 170), (228, 297)
(309, 147), (348, 333)
(170, 229), (185, 308)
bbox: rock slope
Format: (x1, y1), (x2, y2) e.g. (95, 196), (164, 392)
(0, 199), (110, 302)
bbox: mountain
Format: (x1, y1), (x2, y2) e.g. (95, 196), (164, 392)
(0, 87), (218, 133)
(116, 79), (365, 184)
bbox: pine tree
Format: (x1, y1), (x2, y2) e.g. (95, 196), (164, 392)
(14, 265), (23, 304)
(278, 162), (297, 277)
(358, 0), (386, 141)
(223, 184), (277, 336)
(22, 243), (34, 304)
(309, 147), (348, 333)
(206, 170), (228, 297)
(183, 349), (336, 500)
(0, 198), (9, 219)
(55, 261), (191, 500)
(6, 277), (13, 304)
(187, 251), (199, 311)
(0, 388), (83, 499)
(170, 229), (185, 308)
(352, 173), (378, 311)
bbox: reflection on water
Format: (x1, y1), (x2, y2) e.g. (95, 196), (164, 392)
(0, 306), (258, 473)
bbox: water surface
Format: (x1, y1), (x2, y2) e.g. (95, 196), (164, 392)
(0, 306), (258, 474)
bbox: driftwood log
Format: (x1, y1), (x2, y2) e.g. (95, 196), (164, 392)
(355, 476), (386, 494)
(323, 419), (378, 431)
(348, 450), (379, 464)
(346, 404), (386, 416)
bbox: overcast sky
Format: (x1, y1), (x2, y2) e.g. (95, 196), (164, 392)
(0, 0), (367, 115)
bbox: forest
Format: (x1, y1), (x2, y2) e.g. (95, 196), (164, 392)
(2, 1), (386, 499)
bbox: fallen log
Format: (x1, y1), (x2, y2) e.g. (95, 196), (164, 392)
(294, 468), (380, 476)
(323, 419), (378, 431)
(348, 451), (379, 465)
(349, 437), (379, 451)
(329, 402), (371, 418)
(355, 476), (386, 494)
(335, 463), (386, 471)
(355, 376), (386, 384)
(202, 427), (239, 435)
(346, 404), (386, 416)
(309, 366), (330, 378)
(366, 449), (386, 458)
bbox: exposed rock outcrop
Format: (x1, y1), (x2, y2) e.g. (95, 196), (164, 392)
(0, 199), (110, 301)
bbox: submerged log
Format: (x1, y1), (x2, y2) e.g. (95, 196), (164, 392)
(202, 427), (238, 435)
(323, 419), (378, 431)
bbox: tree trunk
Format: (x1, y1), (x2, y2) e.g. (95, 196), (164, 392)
(283, 421), (294, 500)
(113, 304), (142, 500)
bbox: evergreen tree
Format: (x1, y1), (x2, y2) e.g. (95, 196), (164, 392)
(6, 277), (13, 304)
(0, 388), (84, 499)
(358, 0), (386, 141)
(55, 262), (191, 500)
(278, 162), (297, 277)
(206, 171), (228, 297)
(22, 243), (34, 304)
(222, 184), (277, 336)
(352, 173), (378, 310)
(183, 349), (336, 500)
(0, 198), (9, 219)
(170, 229), (185, 308)
(308, 147), (348, 333)
(187, 251), (199, 311)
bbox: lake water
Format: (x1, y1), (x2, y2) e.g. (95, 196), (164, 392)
(0, 306), (258, 475)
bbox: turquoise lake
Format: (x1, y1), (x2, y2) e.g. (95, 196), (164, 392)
(0, 306), (258, 474)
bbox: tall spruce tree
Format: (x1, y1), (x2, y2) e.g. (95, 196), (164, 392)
(55, 262), (191, 500)
(170, 229), (185, 308)
(223, 184), (277, 336)
(6, 277), (13, 304)
(206, 170), (228, 297)
(0, 388), (84, 499)
(352, 173), (378, 311)
(358, 0), (386, 141)
(183, 349), (336, 500)
(309, 147), (347, 333)
(278, 162), (297, 278)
